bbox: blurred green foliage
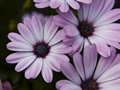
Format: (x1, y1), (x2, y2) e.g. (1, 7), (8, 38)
(0, 0), (120, 90)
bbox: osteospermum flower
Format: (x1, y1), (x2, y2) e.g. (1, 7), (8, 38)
(56, 44), (120, 90)
(33, 0), (92, 13)
(6, 14), (71, 83)
(53, 0), (120, 57)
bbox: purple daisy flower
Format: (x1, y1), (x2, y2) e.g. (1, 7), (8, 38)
(33, 0), (92, 13)
(53, 0), (120, 57)
(56, 44), (120, 90)
(6, 14), (71, 83)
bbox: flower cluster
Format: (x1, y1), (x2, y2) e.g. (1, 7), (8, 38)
(6, 0), (120, 89)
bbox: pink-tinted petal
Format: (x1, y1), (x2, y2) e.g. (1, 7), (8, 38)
(25, 58), (43, 79)
(50, 42), (72, 54)
(64, 25), (79, 37)
(7, 42), (33, 51)
(44, 16), (58, 43)
(0, 79), (2, 90)
(23, 17), (32, 31)
(49, 30), (65, 46)
(2, 81), (12, 90)
(107, 54), (120, 70)
(56, 80), (75, 90)
(50, 0), (61, 8)
(31, 15), (43, 42)
(73, 53), (85, 81)
(99, 86), (120, 90)
(93, 47), (116, 80)
(49, 53), (70, 62)
(88, 35), (111, 57)
(6, 52), (33, 64)
(97, 63), (120, 83)
(87, 0), (104, 23)
(60, 84), (82, 90)
(83, 44), (97, 80)
(99, 78), (120, 88)
(35, 1), (50, 8)
(34, 0), (48, 3)
(57, 9), (79, 25)
(94, 0), (115, 22)
(70, 37), (84, 55)
(94, 9), (120, 27)
(8, 33), (30, 45)
(17, 23), (36, 45)
(15, 55), (36, 72)
(77, 0), (92, 4)
(59, 0), (69, 13)
(53, 15), (72, 27)
(61, 62), (81, 85)
(46, 55), (61, 72)
(84, 38), (91, 49)
(66, 0), (80, 10)
(42, 60), (53, 83)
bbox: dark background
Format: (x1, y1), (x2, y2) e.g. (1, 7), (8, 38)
(0, 0), (120, 90)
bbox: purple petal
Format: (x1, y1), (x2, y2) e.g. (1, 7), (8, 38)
(7, 42), (33, 51)
(49, 53), (70, 62)
(53, 15), (72, 27)
(31, 15), (43, 42)
(94, 9), (120, 27)
(23, 17), (32, 31)
(8, 33), (30, 45)
(42, 60), (53, 83)
(50, 0), (61, 8)
(73, 53), (85, 81)
(59, 0), (69, 13)
(17, 23), (36, 45)
(64, 25), (79, 37)
(2, 81), (12, 90)
(0, 79), (2, 90)
(57, 9), (79, 25)
(83, 44), (97, 80)
(15, 55), (36, 72)
(44, 16), (58, 43)
(66, 0), (80, 10)
(25, 58), (43, 79)
(97, 63), (120, 83)
(93, 47), (116, 80)
(78, 0), (92, 4)
(61, 62), (81, 85)
(50, 42), (72, 54)
(35, 1), (50, 8)
(6, 52), (33, 64)
(49, 29), (65, 46)
(60, 84), (82, 90)
(56, 80), (75, 90)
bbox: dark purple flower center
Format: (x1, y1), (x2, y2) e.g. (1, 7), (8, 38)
(78, 22), (94, 37)
(81, 79), (98, 90)
(34, 43), (49, 58)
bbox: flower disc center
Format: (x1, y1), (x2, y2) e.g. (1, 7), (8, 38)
(78, 22), (94, 37)
(35, 44), (49, 57)
(81, 79), (98, 90)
